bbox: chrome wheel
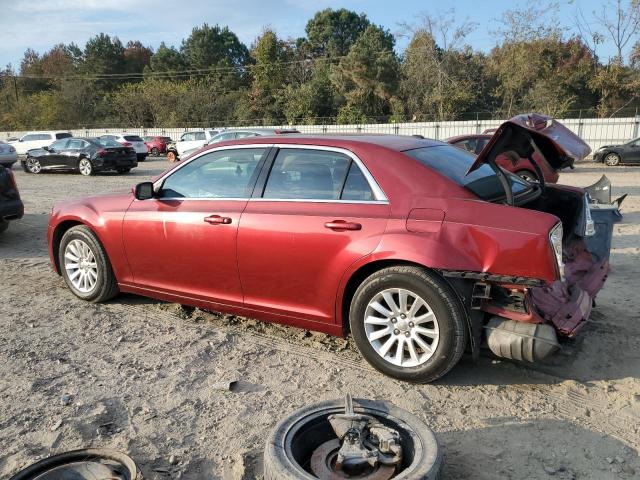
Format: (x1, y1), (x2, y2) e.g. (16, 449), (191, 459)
(78, 158), (93, 176)
(26, 157), (41, 173)
(64, 239), (98, 293)
(604, 153), (620, 166)
(364, 288), (440, 367)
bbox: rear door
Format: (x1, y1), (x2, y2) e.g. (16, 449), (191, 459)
(237, 146), (390, 325)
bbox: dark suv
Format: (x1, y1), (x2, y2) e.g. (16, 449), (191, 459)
(0, 165), (24, 233)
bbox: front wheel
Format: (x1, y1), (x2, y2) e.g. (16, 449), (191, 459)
(58, 225), (118, 302)
(604, 152), (621, 166)
(150, 147), (159, 156)
(350, 266), (467, 383)
(78, 158), (93, 176)
(25, 157), (42, 174)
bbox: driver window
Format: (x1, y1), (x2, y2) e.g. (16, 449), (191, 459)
(160, 148), (266, 199)
(181, 132), (195, 141)
(49, 139), (70, 150)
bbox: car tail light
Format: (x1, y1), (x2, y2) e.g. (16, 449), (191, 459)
(8, 170), (17, 188)
(97, 149), (106, 157)
(549, 222), (564, 281)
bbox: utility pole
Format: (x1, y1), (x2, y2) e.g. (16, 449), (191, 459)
(12, 76), (18, 103)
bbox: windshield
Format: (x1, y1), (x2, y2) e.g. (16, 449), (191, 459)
(405, 145), (531, 201)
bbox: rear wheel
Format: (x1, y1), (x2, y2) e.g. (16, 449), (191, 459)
(350, 266), (467, 383)
(515, 169), (539, 182)
(151, 147), (159, 156)
(58, 225), (118, 302)
(25, 157), (41, 174)
(604, 152), (621, 166)
(0, 220), (8, 234)
(78, 158), (93, 176)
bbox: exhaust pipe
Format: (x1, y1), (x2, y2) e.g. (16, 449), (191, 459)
(484, 316), (559, 362)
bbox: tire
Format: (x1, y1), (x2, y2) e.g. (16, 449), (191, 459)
(167, 150), (178, 162)
(0, 220), (8, 234)
(349, 266), (467, 383)
(25, 157), (42, 174)
(264, 398), (441, 480)
(604, 152), (621, 166)
(151, 147), (159, 156)
(78, 158), (93, 176)
(117, 167), (131, 174)
(515, 169), (538, 182)
(58, 225), (118, 302)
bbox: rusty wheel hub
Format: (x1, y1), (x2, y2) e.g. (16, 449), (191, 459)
(310, 439), (395, 480)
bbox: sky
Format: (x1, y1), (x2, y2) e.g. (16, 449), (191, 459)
(0, 0), (625, 69)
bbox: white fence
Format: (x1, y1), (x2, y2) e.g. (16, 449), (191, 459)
(3, 117), (640, 154)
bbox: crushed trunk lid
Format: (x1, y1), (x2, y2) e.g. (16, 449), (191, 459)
(467, 113), (592, 175)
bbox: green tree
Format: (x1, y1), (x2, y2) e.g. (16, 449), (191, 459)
(332, 25), (399, 122)
(305, 8), (370, 57)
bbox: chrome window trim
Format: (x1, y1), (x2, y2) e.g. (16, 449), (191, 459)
(265, 144), (388, 202)
(151, 144), (274, 199)
(151, 143), (389, 204)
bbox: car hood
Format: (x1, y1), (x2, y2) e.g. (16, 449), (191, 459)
(468, 113), (591, 174)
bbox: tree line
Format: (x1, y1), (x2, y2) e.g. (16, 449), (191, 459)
(2, 2), (640, 130)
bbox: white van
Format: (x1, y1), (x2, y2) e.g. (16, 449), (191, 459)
(9, 131), (72, 155)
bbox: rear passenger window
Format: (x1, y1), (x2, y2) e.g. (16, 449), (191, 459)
(263, 149), (351, 200)
(194, 132), (206, 141)
(340, 163), (374, 201)
(55, 133), (72, 139)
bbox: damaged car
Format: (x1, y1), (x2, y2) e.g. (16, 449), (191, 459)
(47, 113), (614, 382)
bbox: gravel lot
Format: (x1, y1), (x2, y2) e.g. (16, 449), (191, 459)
(1, 157), (639, 479)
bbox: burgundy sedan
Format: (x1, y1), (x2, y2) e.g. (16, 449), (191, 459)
(48, 114), (609, 382)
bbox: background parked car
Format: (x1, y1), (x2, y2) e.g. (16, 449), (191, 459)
(99, 133), (148, 161)
(23, 137), (137, 176)
(446, 133), (561, 183)
(0, 141), (18, 168)
(8, 131), (72, 155)
(0, 164), (23, 233)
(144, 136), (173, 156)
(180, 128), (301, 158)
(166, 129), (225, 162)
(593, 138), (640, 165)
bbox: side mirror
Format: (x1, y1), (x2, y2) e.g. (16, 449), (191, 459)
(42, 145), (49, 151)
(134, 182), (155, 200)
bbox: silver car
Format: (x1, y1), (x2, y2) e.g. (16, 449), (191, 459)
(0, 141), (18, 168)
(181, 128), (300, 157)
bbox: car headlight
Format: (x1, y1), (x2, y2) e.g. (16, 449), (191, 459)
(549, 222), (565, 281)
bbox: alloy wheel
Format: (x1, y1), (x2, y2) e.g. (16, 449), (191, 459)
(79, 159), (93, 176)
(64, 239), (98, 293)
(364, 288), (440, 367)
(605, 153), (620, 166)
(26, 157), (41, 173)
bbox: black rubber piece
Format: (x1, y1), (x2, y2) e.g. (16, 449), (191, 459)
(9, 448), (141, 479)
(349, 266), (468, 383)
(58, 225), (119, 302)
(264, 398), (441, 480)
(0, 220), (9, 233)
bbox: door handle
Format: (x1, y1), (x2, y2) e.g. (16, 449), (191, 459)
(204, 215), (232, 225)
(324, 220), (362, 231)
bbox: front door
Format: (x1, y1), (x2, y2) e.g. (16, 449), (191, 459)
(39, 138), (70, 168)
(122, 146), (268, 307)
(237, 147), (390, 324)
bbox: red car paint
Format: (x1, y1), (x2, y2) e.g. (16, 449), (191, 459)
(47, 121), (605, 344)
(447, 134), (561, 183)
(144, 136), (172, 154)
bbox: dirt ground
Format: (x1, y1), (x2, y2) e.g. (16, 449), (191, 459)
(0, 157), (638, 480)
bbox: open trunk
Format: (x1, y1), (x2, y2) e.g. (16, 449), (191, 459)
(471, 114), (620, 350)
